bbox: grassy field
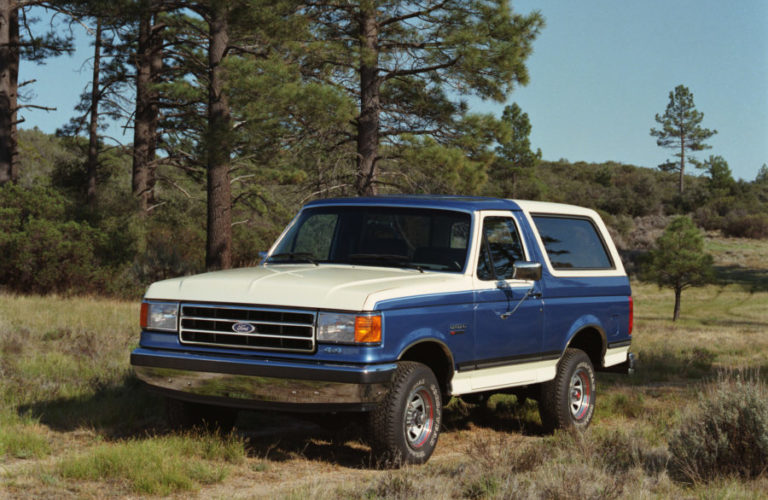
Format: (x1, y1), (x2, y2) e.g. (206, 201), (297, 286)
(1, 237), (767, 498)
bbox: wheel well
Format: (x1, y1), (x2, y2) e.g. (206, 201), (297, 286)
(566, 328), (605, 369)
(399, 341), (453, 399)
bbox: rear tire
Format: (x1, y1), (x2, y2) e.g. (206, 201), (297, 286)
(539, 348), (596, 432)
(165, 398), (238, 432)
(368, 361), (442, 467)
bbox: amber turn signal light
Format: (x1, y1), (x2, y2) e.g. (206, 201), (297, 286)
(355, 315), (382, 343)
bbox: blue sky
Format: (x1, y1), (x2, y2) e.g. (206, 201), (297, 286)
(18, 0), (768, 181)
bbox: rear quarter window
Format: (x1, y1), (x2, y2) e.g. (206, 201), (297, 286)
(532, 215), (613, 270)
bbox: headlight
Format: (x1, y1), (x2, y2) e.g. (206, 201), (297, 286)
(140, 301), (179, 332)
(317, 312), (381, 344)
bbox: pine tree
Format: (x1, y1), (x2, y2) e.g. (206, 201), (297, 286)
(650, 85), (716, 195)
(490, 102), (541, 198)
(700, 155), (734, 195)
(644, 216), (714, 321)
(303, 0), (544, 195)
(755, 164), (768, 185)
(0, 2), (73, 184)
(158, 0), (323, 270)
(132, 0), (166, 216)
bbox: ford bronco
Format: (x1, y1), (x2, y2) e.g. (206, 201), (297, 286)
(131, 195), (634, 464)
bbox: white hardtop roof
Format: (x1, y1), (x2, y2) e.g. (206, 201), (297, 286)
(510, 199), (601, 218)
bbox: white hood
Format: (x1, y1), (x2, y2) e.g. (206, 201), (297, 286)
(144, 264), (472, 311)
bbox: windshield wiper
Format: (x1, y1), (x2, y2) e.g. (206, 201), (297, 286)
(267, 252), (319, 266)
(347, 253), (423, 273)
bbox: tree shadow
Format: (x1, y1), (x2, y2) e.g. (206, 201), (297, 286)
(608, 347), (715, 386)
(714, 265), (768, 292)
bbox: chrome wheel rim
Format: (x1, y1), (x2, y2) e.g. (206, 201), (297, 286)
(404, 385), (434, 449)
(569, 368), (592, 420)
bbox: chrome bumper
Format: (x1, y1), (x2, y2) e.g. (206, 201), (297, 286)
(131, 348), (397, 412)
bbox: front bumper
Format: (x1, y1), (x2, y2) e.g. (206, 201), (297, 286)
(131, 348), (397, 412)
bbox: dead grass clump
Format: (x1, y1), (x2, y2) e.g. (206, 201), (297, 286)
(454, 432), (549, 498)
(668, 371), (768, 484)
(465, 432), (548, 474)
(536, 461), (625, 500)
(593, 428), (668, 476)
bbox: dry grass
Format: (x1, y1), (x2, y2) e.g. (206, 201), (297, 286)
(1, 236), (767, 498)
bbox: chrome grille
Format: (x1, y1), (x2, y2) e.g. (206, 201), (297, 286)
(179, 304), (316, 353)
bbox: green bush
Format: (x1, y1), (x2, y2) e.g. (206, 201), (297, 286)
(0, 185), (106, 294)
(721, 213), (768, 239)
(668, 373), (768, 483)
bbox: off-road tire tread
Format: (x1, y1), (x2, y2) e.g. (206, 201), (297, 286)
(539, 348), (595, 433)
(368, 361), (440, 467)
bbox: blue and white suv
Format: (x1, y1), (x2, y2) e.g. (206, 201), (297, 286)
(132, 195), (634, 465)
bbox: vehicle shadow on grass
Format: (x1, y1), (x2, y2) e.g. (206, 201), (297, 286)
(18, 375), (168, 438)
(238, 412), (375, 467)
(19, 379), (377, 467)
(442, 396), (548, 437)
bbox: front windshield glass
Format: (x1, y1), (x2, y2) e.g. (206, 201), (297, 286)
(268, 206), (471, 272)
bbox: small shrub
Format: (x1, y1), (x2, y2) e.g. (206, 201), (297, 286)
(595, 427), (668, 476)
(668, 372), (768, 483)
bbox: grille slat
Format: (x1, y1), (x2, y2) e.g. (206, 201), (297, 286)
(181, 316), (312, 328)
(180, 327), (315, 341)
(179, 304), (316, 353)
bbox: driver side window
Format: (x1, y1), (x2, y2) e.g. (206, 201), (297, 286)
(477, 217), (525, 281)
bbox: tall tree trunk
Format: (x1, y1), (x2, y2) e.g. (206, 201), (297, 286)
(672, 286), (681, 321)
(0, 0), (17, 184)
(146, 12), (162, 202)
(355, 9), (379, 196)
(678, 136), (685, 195)
(86, 20), (102, 207)
(205, 1), (232, 271)
(132, 11), (153, 214)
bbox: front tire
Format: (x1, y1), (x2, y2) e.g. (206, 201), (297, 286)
(539, 348), (596, 432)
(368, 361), (442, 467)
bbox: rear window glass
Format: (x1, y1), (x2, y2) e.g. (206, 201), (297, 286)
(532, 216), (613, 270)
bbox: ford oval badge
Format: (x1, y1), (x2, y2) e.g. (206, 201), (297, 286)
(232, 322), (255, 334)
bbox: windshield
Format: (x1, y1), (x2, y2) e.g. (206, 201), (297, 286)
(268, 206), (471, 272)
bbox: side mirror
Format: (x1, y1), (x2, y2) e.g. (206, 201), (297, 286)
(512, 261), (542, 281)
(258, 251), (268, 265)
